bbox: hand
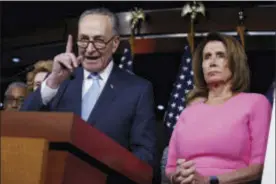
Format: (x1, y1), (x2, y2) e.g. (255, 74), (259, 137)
(47, 35), (83, 88)
(192, 171), (208, 184)
(173, 159), (209, 184)
(171, 159), (196, 184)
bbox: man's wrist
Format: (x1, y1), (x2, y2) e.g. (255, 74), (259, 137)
(46, 73), (61, 89)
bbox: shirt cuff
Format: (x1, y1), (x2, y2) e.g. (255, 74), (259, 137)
(41, 79), (59, 105)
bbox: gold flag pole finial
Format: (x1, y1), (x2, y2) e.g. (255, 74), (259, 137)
(236, 9), (246, 48)
(130, 7), (145, 32)
(129, 7), (146, 57)
(181, 1), (205, 54)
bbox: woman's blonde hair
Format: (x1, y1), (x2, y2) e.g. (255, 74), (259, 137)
(187, 32), (250, 104)
(26, 60), (53, 92)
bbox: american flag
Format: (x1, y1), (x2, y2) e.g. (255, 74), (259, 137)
(164, 45), (194, 136)
(119, 40), (133, 73)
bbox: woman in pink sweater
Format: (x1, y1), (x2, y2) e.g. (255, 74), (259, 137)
(166, 33), (272, 184)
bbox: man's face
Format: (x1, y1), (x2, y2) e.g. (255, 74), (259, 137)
(4, 87), (27, 111)
(77, 14), (120, 72)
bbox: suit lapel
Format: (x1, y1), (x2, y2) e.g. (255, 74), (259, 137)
(87, 65), (120, 125)
(69, 67), (83, 116)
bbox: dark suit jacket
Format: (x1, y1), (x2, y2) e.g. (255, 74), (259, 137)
(21, 65), (156, 169)
(265, 82), (275, 105)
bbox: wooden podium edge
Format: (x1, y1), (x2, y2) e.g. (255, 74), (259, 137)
(49, 142), (133, 182)
(71, 115), (153, 184)
(0, 112), (152, 184)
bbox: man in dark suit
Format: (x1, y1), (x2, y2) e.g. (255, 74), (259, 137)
(21, 8), (156, 183)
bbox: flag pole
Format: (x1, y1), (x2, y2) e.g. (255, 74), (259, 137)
(236, 9), (246, 48)
(181, 1), (205, 54)
(129, 7), (146, 59)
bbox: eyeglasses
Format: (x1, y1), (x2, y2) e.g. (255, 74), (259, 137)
(4, 96), (25, 105)
(77, 36), (116, 50)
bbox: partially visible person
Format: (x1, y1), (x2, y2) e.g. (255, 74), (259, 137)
(26, 60), (53, 92)
(4, 82), (28, 111)
(166, 32), (272, 184)
(262, 85), (275, 184)
(265, 81), (275, 105)
(161, 146), (170, 184)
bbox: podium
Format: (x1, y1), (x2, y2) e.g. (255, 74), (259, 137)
(0, 111), (153, 184)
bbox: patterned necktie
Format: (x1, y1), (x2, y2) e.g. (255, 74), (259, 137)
(81, 73), (101, 121)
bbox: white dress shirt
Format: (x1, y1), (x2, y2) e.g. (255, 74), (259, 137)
(41, 61), (114, 105)
(262, 88), (275, 184)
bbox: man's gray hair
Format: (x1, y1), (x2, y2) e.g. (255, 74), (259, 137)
(5, 82), (27, 96)
(79, 8), (120, 36)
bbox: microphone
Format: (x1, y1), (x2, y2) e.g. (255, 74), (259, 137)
(13, 65), (34, 78)
(15, 65), (35, 77)
(1, 58), (76, 84)
(0, 65), (35, 83)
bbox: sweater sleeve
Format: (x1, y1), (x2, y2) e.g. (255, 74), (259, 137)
(165, 114), (184, 176)
(249, 95), (272, 164)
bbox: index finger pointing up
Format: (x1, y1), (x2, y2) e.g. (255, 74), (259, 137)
(66, 34), (73, 53)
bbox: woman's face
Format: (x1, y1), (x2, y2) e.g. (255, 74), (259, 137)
(202, 41), (232, 85)
(33, 72), (48, 91)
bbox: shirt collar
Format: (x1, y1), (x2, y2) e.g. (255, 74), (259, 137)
(83, 60), (114, 82)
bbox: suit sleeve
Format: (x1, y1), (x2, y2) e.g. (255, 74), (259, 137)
(21, 80), (65, 112)
(130, 82), (157, 167)
(20, 87), (50, 111)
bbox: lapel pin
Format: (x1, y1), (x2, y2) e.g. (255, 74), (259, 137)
(110, 84), (114, 89)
